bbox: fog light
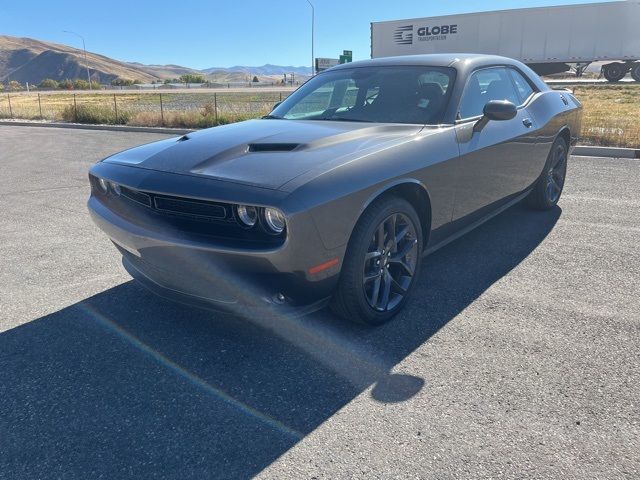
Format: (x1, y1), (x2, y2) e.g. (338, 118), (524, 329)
(264, 207), (286, 233)
(236, 205), (258, 227)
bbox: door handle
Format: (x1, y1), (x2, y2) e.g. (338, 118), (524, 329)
(522, 118), (533, 128)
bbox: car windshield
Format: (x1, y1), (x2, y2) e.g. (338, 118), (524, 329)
(270, 66), (456, 125)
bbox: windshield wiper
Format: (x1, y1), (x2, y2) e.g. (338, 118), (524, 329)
(323, 117), (374, 123)
(262, 114), (284, 119)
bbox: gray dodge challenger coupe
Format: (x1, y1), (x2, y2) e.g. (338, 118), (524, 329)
(88, 54), (582, 325)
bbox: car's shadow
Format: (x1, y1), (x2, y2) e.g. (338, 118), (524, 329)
(0, 204), (560, 479)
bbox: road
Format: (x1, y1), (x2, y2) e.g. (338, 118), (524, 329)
(0, 126), (638, 479)
(10, 85), (298, 96)
(545, 78), (637, 86)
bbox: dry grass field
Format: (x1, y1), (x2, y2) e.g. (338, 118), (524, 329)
(1, 85), (638, 147)
(572, 85), (640, 148)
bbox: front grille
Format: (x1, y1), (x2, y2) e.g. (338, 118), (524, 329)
(120, 186), (152, 207)
(90, 175), (284, 247)
(154, 196), (227, 220)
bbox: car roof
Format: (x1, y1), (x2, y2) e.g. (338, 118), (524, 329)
(327, 54), (548, 94)
(330, 53), (522, 71)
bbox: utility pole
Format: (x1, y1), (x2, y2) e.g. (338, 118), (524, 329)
(63, 30), (92, 90)
(305, 0), (315, 76)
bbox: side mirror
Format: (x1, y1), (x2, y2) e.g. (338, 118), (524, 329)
(473, 100), (517, 132)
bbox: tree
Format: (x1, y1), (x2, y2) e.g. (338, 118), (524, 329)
(8, 80), (23, 91)
(252, 76), (259, 83)
(180, 74), (205, 84)
(39, 78), (59, 90)
(111, 78), (134, 87)
(90, 81), (101, 90)
(0, 84), (4, 92)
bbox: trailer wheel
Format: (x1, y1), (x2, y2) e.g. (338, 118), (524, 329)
(603, 63), (627, 82)
(631, 63), (640, 82)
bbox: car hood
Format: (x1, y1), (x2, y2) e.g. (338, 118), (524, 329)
(103, 119), (422, 190)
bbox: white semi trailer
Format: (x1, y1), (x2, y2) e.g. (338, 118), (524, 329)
(371, 1), (640, 82)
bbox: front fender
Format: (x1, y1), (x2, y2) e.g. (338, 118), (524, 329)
(285, 126), (459, 250)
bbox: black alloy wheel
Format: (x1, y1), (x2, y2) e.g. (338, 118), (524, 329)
(363, 213), (418, 312)
(545, 141), (568, 204)
(527, 136), (568, 210)
(331, 196), (423, 325)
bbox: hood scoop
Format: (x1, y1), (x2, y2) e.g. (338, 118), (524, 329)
(248, 143), (300, 152)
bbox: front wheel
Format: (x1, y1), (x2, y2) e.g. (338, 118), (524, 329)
(526, 136), (568, 211)
(331, 196), (423, 326)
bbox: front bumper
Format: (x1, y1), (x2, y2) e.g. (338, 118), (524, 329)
(122, 253), (330, 317)
(87, 166), (344, 314)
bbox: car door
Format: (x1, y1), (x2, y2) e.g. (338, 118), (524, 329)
(452, 66), (539, 222)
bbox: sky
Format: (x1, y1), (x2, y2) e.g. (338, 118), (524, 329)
(0, 0), (612, 70)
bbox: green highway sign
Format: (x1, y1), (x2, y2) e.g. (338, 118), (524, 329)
(339, 50), (353, 64)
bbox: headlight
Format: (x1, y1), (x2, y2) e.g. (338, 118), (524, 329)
(264, 207), (286, 233)
(109, 182), (121, 195)
(97, 177), (109, 193)
(236, 205), (258, 227)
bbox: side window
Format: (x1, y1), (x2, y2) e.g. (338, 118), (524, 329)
(458, 68), (520, 119)
(509, 69), (535, 104)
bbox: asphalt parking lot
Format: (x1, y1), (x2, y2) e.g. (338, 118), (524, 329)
(0, 125), (638, 479)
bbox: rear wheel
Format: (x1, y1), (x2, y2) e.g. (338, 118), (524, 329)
(631, 63), (640, 82)
(603, 63), (627, 82)
(527, 136), (568, 210)
(331, 196), (422, 325)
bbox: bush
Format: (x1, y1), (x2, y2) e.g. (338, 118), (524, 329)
(8, 80), (23, 91)
(59, 79), (74, 90)
(39, 78), (59, 90)
(61, 103), (129, 125)
(73, 79), (90, 90)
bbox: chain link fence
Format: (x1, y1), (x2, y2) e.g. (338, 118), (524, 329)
(0, 90), (292, 129)
(1, 87), (639, 147)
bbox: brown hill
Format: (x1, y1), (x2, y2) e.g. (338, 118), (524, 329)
(0, 36), (198, 84)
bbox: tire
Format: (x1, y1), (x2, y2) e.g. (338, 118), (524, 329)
(331, 196), (423, 326)
(603, 63), (627, 82)
(527, 136), (568, 211)
(631, 63), (640, 83)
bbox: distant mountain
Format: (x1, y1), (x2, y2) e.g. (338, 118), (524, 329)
(126, 62), (201, 79)
(203, 64), (312, 76)
(0, 36), (198, 84)
(0, 35), (311, 85)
